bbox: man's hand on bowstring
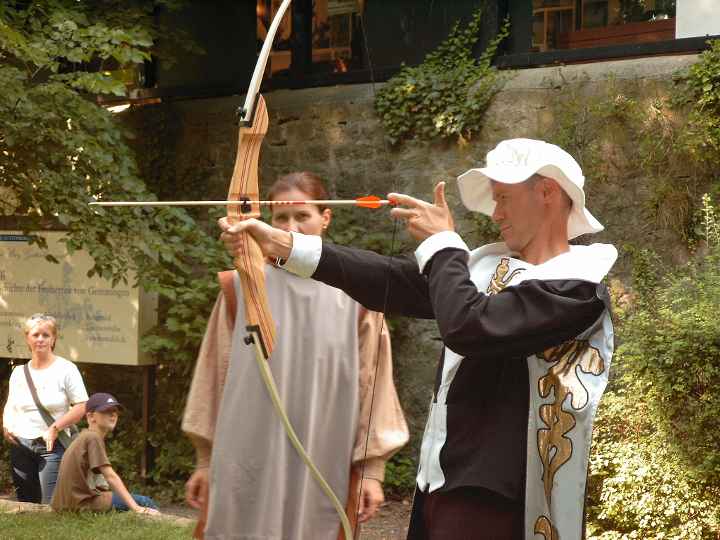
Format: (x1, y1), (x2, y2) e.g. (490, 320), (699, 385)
(218, 217), (293, 263)
(389, 182), (455, 241)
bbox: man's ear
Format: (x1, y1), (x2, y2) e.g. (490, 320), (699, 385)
(543, 178), (564, 204)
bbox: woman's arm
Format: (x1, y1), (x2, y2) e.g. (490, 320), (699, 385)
(51, 402), (86, 431)
(352, 308), (410, 523)
(182, 293), (233, 450)
(44, 402), (86, 451)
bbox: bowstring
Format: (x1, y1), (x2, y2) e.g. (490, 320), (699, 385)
(353, 7), (401, 538)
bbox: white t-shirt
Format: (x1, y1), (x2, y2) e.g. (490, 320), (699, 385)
(2, 356), (89, 439)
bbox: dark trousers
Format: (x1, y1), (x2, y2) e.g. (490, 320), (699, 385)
(407, 486), (524, 540)
(10, 437), (65, 504)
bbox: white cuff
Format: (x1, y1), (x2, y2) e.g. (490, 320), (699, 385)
(414, 231), (469, 274)
(282, 232), (323, 278)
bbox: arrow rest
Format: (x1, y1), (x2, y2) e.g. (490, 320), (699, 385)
(239, 196), (252, 214)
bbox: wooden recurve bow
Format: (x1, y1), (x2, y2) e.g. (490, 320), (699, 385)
(227, 1), (354, 538)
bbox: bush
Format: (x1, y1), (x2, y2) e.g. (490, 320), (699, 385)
(587, 196), (720, 538)
(383, 454), (417, 499)
(587, 392), (720, 539)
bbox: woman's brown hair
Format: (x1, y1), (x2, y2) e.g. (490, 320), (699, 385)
(267, 172), (329, 211)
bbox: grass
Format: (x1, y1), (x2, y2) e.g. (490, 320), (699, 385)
(0, 511), (194, 539)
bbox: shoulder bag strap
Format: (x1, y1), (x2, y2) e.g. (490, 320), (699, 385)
(23, 363), (56, 429)
(23, 363), (73, 449)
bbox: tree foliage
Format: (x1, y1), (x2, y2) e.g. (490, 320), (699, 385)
(0, 0), (226, 498)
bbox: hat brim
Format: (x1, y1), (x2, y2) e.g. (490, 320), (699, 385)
(457, 167), (604, 240)
(91, 402), (124, 413)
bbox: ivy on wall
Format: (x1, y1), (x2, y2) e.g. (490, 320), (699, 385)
(374, 7), (510, 145)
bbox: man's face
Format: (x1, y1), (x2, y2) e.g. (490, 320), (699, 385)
(490, 179), (546, 253)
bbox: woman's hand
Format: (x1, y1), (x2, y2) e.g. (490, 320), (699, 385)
(357, 478), (384, 523)
(2, 427), (19, 446)
(185, 467), (210, 510)
(42, 425), (58, 452)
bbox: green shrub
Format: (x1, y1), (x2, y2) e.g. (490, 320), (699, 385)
(587, 392), (720, 539)
(383, 454), (417, 498)
(679, 39), (720, 162)
(587, 196), (720, 538)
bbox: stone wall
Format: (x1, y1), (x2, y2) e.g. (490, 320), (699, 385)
(145, 54), (702, 454)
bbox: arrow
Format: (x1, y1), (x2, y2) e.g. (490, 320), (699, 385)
(89, 195), (393, 209)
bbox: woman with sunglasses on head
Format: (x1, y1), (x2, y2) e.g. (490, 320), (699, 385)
(183, 172), (409, 540)
(2, 313), (89, 503)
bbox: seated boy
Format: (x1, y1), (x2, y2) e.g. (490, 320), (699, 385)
(51, 392), (160, 515)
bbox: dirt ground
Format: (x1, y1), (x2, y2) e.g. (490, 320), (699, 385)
(355, 499), (412, 539)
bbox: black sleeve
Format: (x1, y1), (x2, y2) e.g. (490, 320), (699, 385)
(426, 248), (605, 360)
(312, 242), (435, 318)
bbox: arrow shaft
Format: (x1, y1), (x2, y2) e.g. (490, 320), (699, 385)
(90, 199), (391, 207)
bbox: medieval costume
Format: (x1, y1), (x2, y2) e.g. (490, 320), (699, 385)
(282, 235), (615, 540)
(182, 265), (408, 540)
(279, 137), (616, 540)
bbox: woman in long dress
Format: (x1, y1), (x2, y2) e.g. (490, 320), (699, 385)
(183, 172), (409, 540)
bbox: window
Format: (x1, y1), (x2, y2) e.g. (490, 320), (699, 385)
(531, 0), (676, 52)
(532, 1), (576, 52)
(257, 0), (366, 78)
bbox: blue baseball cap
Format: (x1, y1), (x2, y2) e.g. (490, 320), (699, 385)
(86, 392), (123, 413)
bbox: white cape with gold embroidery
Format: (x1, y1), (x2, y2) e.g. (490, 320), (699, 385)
(518, 245), (615, 540)
(450, 242), (616, 540)
(470, 243), (616, 540)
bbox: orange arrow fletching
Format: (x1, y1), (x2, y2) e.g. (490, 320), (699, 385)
(356, 196), (384, 209)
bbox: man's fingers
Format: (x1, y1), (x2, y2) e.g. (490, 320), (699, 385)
(218, 216), (234, 232)
(433, 181), (447, 208)
(388, 192), (424, 209)
(390, 207), (418, 220)
(218, 217), (253, 234)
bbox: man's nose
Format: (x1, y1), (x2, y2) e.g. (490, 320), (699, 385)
(491, 205), (503, 223)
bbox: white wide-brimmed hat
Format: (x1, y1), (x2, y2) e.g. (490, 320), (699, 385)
(457, 138), (603, 239)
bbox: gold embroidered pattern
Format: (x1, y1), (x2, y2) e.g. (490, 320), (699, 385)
(533, 340), (605, 534)
(486, 257), (525, 294)
(534, 515), (559, 540)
